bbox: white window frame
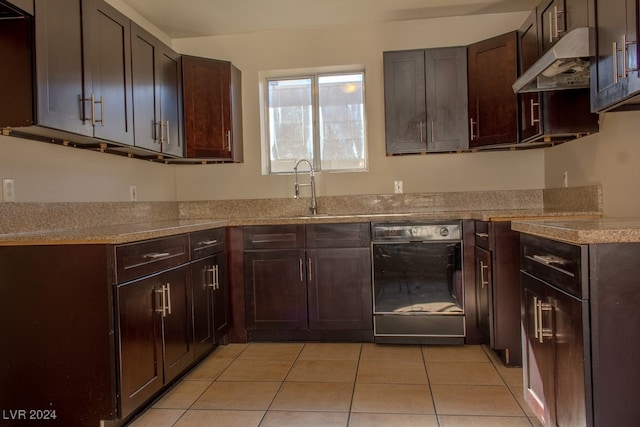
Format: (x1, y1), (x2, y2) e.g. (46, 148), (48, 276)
(260, 66), (368, 175)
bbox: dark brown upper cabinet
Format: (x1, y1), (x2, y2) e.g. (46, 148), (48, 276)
(182, 56), (244, 161)
(518, 10), (599, 144)
(383, 47), (468, 154)
(36, 0), (134, 143)
(537, 0), (589, 53)
(590, 0), (640, 111)
(131, 24), (183, 157)
(0, 1), (32, 127)
(468, 32), (519, 148)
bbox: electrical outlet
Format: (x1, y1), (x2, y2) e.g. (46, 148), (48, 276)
(2, 179), (15, 202)
(394, 180), (403, 194)
(562, 171), (568, 188)
(130, 185), (137, 202)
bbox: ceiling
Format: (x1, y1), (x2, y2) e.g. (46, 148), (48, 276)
(119, 0), (537, 39)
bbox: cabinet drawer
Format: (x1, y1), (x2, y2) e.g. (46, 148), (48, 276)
(306, 223), (370, 248)
(474, 221), (490, 250)
(191, 228), (226, 259)
(520, 234), (587, 298)
(116, 235), (189, 283)
(243, 225), (304, 250)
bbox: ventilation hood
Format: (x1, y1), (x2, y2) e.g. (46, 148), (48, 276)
(513, 27), (592, 93)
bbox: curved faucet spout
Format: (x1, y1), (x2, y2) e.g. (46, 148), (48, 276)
(293, 159), (318, 215)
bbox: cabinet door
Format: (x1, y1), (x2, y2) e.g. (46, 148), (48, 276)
(521, 272), (553, 425)
(212, 251), (230, 340)
(538, 0), (564, 52)
(383, 49), (427, 153)
(244, 249), (307, 330)
(424, 47), (468, 152)
(158, 46), (183, 157)
(161, 266), (194, 383)
(83, 0), (134, 144)
(117, 278), (163, 418)
(475, 246), (492, 341)
(0, 12), (33, 127)
(183, 56), (240, 160)
(518, 10), (542, 142)
(131, 24), (161, 152)
(191, 258), (215, 359)
(591, 0), (640, 111)
(307, 247), (372, 330)
(34, 0), (93, 136)
(547, 285), (587, 427)
(468, 32), (518, 147)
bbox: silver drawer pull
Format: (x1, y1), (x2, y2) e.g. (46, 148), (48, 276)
(199, 240), (219, 246)
(144, 252), (171, 259)
(475, 232), (489, 238)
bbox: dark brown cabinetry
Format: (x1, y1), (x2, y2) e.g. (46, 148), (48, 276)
(538, 0), (589, 53)
(383, 47), (468, 154)
(468, 32), (519, 148)
(31, 0), (134, 143)
(115, 235), (193, 418)
(0, 228), (230, 426)
(0, 1), (32, 127)
(182, 55), (243, 161)
(474, 221), (521, 366)
(517, 9), (598, 144)
(243, 223), (372, 341)
(590, 0), (640, 111)
(131, 24), (183, 156)
(520, 234), (640, 426)
(190, 228), (229, 359)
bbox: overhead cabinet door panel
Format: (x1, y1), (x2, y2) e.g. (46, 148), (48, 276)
(383, 50), (427, 153)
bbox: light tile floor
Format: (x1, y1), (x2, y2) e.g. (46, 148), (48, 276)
(128, 343), (543, 427)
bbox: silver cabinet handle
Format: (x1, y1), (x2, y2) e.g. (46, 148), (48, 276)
(475, 232), (489, 238)
(431, 120), (435, 144)
(308, 258), (312, 282)
(165, 121), (170, 145)
(82, 93), (103, 126)
(144, 252), (170, 259)
(165, 283), (172, 315)
(198, 240), (219, 246)
(614, 40), (620, 84)
(530, 98), (540, 126)
(155, 287), (166, 316)
(299, 258), (304, 282)
(418, 121), (424, 144)
(533, 296), (539, 341)
(206, 266), (216, 289)
(479, 261), (489, 288)
(553, 6), (560, 39)
(470, 118), (478, 140)
(226, 130), (232, 151)
(549, 11), (554, 43)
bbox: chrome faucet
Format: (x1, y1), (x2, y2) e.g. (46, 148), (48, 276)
(294, 158), (318, 215)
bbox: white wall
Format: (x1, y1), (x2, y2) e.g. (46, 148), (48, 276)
(0, 136), (176, 202)
(173, 12), (545, 201)
(544, 111), (640, 217)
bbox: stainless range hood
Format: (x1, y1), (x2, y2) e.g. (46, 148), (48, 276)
(513, 27), (592, 93)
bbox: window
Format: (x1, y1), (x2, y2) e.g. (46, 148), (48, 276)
(265, 71), (367, 174)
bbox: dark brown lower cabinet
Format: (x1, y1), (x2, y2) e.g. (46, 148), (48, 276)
(192, 252), (230, 359)
(0, 229), (229, 427)
(520, 234), (640, 427)
(243, 223), (372, 341)
(474, 221), (521, 366)
(117, 265), (193, 418)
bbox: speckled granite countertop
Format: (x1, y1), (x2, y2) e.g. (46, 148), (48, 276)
(0, 210), (601, 245)
(511, 218), (640, 244)
(0, 219), (227, 246)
